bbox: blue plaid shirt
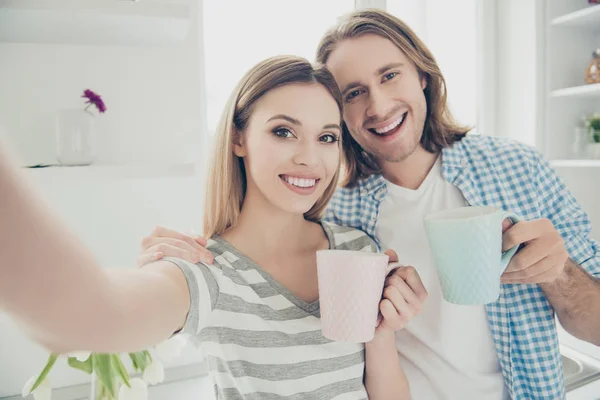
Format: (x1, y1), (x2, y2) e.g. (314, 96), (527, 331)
(324, 134), (600, 399)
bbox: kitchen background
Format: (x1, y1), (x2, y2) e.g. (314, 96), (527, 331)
(0, 0), (599, 399)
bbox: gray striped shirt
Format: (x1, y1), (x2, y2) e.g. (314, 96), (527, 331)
(165, 221), (378, 399)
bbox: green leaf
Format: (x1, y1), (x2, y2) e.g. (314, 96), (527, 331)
(67, 355), (93, 375)
(128, 351), (149, 372)
(30, 353), (58, 393)
(93, 354), (117, 398)
(111, 354), (131, 388)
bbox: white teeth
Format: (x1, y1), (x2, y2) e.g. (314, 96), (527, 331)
(283, 176), (317, 188)
(374, 114), (405, 134)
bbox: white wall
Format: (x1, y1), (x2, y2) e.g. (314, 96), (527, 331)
(492, 0), (599, 240)
(0, 1), (208, 397)
(387, 0), (477, 128)
(0, 9), (205, 167)
(495, 0), (539, 145)
(202, 0), (355, 132)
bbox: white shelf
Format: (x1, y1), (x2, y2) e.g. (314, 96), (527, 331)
(551, 5), (600, 29)
(0, 0), (191, 46)
(22, 162), (197, 180)
(550, 83), (600, 98)
(550, 159), (600, 167)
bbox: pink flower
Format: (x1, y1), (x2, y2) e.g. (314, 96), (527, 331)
(82, 89), (107, 114)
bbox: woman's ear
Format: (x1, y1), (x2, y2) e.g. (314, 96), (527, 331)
(232, 130), (246, 157)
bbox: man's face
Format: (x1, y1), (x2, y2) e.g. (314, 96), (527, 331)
(326, 34), (428, 165)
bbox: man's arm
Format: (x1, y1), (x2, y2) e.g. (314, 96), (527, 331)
(502, 220), (600, 346)
(540, 259), (600, 346)
(500, 150), (600, 346)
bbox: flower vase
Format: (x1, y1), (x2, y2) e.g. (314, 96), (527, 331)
(572, 127), (589, 159)
(90, 370), (98, 400)
(588, 131), (600, 159)
(56, 109), (96, 166)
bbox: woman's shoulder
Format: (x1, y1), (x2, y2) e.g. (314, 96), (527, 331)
(320, 221), (378, 253)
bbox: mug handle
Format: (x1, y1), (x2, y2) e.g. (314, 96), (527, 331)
(385, 261), (404, 275)
(500, 211), (521, 270)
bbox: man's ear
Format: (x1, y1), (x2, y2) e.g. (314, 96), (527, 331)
(232, 130), (246, 157)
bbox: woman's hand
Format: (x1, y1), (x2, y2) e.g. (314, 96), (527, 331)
(376, 249), (428, 333)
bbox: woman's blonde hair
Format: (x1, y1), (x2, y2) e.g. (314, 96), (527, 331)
(316, 9), (471, 187)
(203, 56), (343, 238)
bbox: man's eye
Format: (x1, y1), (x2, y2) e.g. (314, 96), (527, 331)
(345, 89), (362, 102)
(383, 72), (398, 81)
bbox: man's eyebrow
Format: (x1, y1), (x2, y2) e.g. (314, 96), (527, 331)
(341, 81), (362, 96)
(341, 63), (405, 96)
(377, 62), (405, 75)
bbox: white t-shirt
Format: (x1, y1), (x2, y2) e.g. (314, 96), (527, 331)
(375, 157), (509, 400)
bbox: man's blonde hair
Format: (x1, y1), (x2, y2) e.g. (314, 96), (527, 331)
(316, 9), (471, 187)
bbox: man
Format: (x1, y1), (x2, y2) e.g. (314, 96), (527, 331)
(139, 9), (600, 400)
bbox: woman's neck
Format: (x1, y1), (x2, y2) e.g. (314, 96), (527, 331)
(221, 192), (325, 259)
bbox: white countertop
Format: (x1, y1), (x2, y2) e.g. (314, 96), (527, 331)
(567, 379), (600, 400)
(563, 344), (600, 400)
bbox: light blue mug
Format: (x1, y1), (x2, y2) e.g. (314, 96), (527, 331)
(423, 206), (521, 305)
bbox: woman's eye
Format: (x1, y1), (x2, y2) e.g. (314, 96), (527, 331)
(319, 134), (339, 144)
(383, 72), (398, 81)
(273, 128), (295, 139)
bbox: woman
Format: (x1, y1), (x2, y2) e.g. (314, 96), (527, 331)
(0, 56), (413, 399)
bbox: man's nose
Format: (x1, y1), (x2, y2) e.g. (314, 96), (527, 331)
(366, 86), (394, 121)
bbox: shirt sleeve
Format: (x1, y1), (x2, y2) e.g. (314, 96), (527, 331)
(323, 189), (364, 230)
(323, 200), (343, 226)
(162, 257), (222, 336)
(533, 152), (600, 278)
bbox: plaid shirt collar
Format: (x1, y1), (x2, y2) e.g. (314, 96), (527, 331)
(355, 143), (483, 204)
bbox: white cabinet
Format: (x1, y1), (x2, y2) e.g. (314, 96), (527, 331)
(0, 0), (192, 46)
(539, 0), (600, 241)
(541, 0), (600, 164)
(540, 1), (600, 369)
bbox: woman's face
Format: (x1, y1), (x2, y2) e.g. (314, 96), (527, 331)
(235, 83), (341, 216)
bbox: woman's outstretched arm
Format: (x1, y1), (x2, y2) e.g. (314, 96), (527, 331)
(0, 143), (190, 354)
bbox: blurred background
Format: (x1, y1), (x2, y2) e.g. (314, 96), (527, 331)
(0, 0), (599, 399)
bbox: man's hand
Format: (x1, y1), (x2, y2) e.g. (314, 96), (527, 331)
(500, 218), (569, 284)
(137, 226), (213, 267)
(376, 249), (428, 332)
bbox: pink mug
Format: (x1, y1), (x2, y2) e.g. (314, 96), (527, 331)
(316, 250), (401, 343)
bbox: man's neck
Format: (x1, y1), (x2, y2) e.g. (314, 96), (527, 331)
(380, 145), (439, 190)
